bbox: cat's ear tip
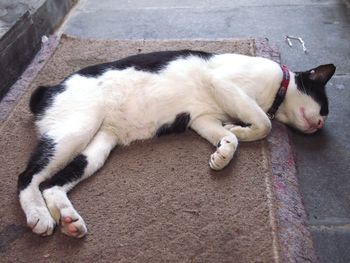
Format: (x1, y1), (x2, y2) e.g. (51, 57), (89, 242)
(307, 63), (336, 83)
(318, 63), (336, 70)
(325, 64), (336, 75)
(327, 63), (336, 70)
(314, 63), (336, 76)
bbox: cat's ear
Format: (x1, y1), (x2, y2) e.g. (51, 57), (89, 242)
(307, 64), (336, 84)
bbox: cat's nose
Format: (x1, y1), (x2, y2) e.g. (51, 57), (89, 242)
(317, 119), (323, 129)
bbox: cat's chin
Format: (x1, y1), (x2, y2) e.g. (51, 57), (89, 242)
(287, 123), (319, 134)
(292, 123), (321, 134)
(303, 127), (318, 134)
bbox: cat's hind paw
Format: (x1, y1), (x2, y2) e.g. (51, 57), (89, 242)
(27, 207), (56, 236)
(59, 207), (87, 238)
(209, 135), (238, 170)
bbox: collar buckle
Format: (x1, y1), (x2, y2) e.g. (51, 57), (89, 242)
(267, 112), (275, 120)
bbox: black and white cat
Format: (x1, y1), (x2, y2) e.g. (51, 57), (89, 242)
(18, 50), (335, 238)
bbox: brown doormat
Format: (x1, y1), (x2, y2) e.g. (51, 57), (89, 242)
(0, 36), (314, 263)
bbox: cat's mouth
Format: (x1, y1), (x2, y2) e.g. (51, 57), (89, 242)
(299, 107), (323, 134)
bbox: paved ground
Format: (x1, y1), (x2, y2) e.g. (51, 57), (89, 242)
(62, 0), (350, 262)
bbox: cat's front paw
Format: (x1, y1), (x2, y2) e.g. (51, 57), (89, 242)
(224, 124), (249, 140)
(209, 135), (238, 170)
(224, 121), (271, 142)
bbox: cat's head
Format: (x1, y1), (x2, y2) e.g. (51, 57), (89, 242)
(276, 64), (336, 133)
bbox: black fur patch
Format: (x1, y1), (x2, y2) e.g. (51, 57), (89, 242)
(156, 112), (191, 137)
(295, 73), (329, 116)
(77, 50), (213, 77)
(17, 136), (55, 192)
(39, 154), (88, 191)
(29, 84), (65, 117)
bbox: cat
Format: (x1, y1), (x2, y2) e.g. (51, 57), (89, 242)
(17, 50), (335, 238)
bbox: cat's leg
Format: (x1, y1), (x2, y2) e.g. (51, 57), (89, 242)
(211, 78), (272, 141)
(190, 116), (238, 170)
(18, 136), (57, 236)
(40, 129), (118, 238)
(18, 118), (102, 236)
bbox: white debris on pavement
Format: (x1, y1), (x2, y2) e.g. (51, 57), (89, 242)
(41, 35), (49, 43)
(285, 35), (308, 53)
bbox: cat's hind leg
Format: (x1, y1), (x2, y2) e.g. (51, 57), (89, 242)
(40, 129), (118, 238)
(18, 136), (57, 236)
(190, 115), (238, 170)
(18, 115), (103, 236)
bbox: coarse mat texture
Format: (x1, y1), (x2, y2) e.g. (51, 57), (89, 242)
(0, 36), (313, 262)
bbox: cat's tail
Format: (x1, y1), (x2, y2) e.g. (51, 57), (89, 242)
(29, 85), (65, 116)
(29, 85), (50, 115)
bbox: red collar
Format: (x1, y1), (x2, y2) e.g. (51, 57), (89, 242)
(267, 65), (290, 119)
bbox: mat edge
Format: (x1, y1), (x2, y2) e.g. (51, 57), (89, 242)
(60, 33), (256, 43)
(256, 38), (318, 263)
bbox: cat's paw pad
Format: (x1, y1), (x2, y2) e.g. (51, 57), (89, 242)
(59, 208), (87, 238)
(27, 207), (56, 236)
(209, 136), (237, 170)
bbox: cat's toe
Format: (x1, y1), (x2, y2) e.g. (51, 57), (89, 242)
(209, 135), (237, 170)
(209, 152), (224, 170)
(27, 207), (56, 236)
(209, 150), (230, 170)
(59, 208), (87, 238)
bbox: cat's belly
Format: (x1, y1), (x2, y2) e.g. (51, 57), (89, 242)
(101, 85), (191, 144)
(102, 93), (169, 145)
(102, 114), (158, 145)
(101, 96), (151, 144)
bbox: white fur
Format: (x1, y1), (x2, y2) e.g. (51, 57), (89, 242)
(21, 53), (324, 237)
